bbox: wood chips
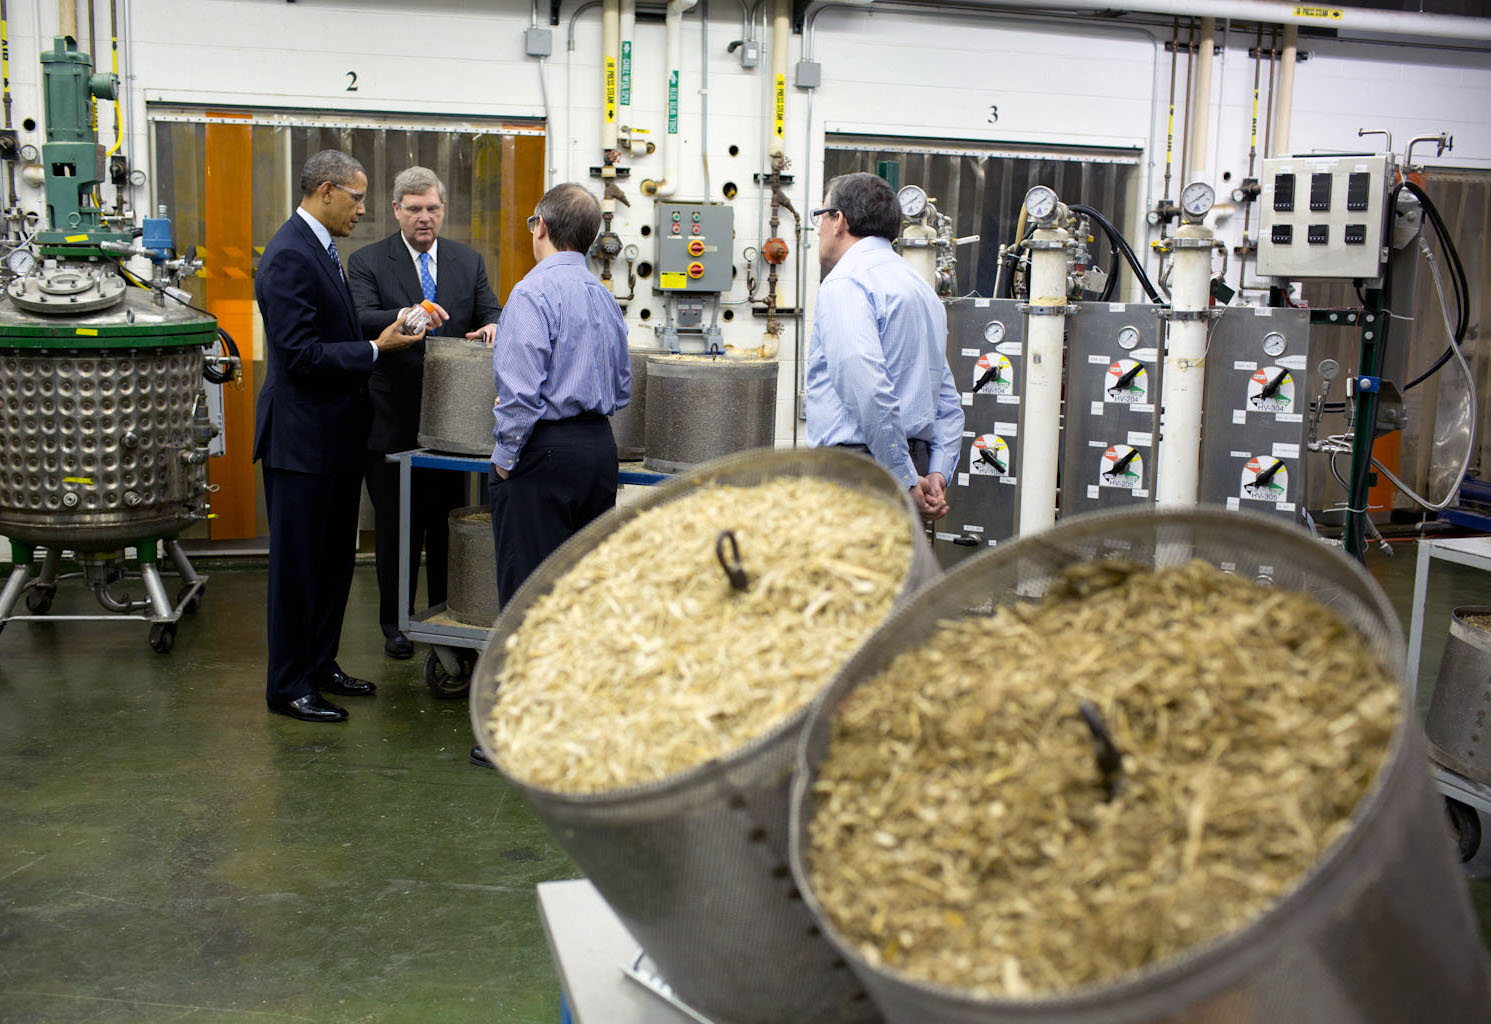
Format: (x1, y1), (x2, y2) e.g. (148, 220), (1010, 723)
(485, 477), (913, 794)
(1464, 612), (1491, 633)
(808, 559), (1399, 999)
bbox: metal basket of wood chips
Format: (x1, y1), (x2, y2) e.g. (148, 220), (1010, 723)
(790, 506), (1491, 1024)
(470, 447), (938, 1024)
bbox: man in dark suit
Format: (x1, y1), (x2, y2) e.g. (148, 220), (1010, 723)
(254, 150), (436, 723)
(348, 166), (502, 660)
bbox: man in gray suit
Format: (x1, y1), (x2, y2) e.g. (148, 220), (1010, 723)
(348, 166), (502, 660)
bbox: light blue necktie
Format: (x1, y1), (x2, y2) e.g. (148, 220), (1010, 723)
(418, 251), (436, 303)
(326, 239), (343, 279)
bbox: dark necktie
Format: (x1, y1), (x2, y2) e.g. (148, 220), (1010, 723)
(327, 239), (344, 280)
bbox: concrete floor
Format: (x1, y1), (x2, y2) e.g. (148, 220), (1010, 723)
(1, 536), (1490, 1022)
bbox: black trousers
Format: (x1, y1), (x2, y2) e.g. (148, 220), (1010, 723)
(489, 416), (618, 610)
(364, 453), (466, 633)
(263, 465), (362, 705)
(836, 438), (932, 477)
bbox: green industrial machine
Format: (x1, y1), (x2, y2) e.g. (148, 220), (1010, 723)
(0, 36), (232, 654)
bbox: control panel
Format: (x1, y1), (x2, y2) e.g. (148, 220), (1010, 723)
(1061, 304), (1163, 518)
(1256, 153), (1392, 280)
(937, 297), (1026, 568)
(1197, 306), (1312, 524)
(654, 202), (734, 292)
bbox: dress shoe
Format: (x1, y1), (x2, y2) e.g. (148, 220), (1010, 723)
(469, 745), (496, 769)
(317, 667), (376, 697)
(269, 693), (349, 723)
(384, 631), (414, 660)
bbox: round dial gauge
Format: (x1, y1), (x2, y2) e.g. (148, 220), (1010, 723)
(1262, 331), (1287, 357)
(18, 143), (38, 163)
(1024, 185), (1058, 220)
(1116, 325), (1140, 351)
(897, 185), (928, 219)
(6, 248), (36, 276)
(983, 320), (1005, 344)
(1181, 181), (1215, 217)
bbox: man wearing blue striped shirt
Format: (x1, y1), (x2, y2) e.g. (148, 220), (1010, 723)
(805, 172), (963, 520)
(488, 183), (631, 608)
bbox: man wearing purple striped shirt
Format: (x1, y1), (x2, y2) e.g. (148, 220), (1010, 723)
(488, 182), (631, 609)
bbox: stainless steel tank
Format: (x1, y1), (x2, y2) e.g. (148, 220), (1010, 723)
(1425, 606), (1491, 785)
(642, 355), (777, 473)
(0, 290), (218, 550)
(418, 337), (498, 455)
(470, 448), (935, 1024)
(790, 506), (1491, 1024)
(445, 505), (498, 628)
(609, 345), (650, 461)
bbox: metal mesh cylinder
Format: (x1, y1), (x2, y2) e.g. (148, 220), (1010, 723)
(1425, 606), (1491, 785)
(791, 506), (1491, 1024)
(470, 448), (935, 1024)
(609, 346), (651, 461)
(0, 346), (207, 549)
(642, 356), (777, 473)
(418, 337), (498, 455)
(446, 505), (498, 629)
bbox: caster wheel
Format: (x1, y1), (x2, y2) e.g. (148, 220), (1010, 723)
(149, 622), (177, 654)
(1446, 797), (1482, 862)
(25, 588), (53, 614)
(425, 649), (473, 700)
(178, 583), (203, 615)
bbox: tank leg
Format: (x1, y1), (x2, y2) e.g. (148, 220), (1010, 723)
(164, 539), (200, 585)
(25, 548), (62, 614)
(164, 539), (206, 613)
(0, 563), (33, 620)
(137, 542), (174, 623)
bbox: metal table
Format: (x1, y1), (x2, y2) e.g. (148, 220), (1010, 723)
(1406, 536), (1491, 820)
(390, 450), (666, 697)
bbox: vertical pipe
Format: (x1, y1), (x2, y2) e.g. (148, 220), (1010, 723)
(601, 0), (619, 154)
(700, 0), (709, 199)
(1177, 17), (1195, 192)
(768, 0), (788, 160)
(1018, 226), (1069, 535)
(643, 0), (695, 198)
(58, 0), (75, 38)
(619, 0), (635, 126)
(1188, 16), (1214, 184)
(1155, 223), (1213, 507)
(1273, 23), (1297, 157)
(107, 0), (121, 156)
(1162, 17), (1177, 204)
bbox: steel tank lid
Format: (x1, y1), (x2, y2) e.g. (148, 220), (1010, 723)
(0, 286), (216, 347)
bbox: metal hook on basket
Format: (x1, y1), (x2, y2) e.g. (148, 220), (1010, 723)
(715, 530), (749, 591)
(1078, 701), (1124, 801)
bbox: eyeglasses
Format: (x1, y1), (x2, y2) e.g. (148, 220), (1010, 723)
(330, 182), (366, 204)
(810, 207), (840, 226)
(526, 213), (541, 231)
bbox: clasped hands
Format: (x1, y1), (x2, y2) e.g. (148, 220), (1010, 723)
(910, 472), (949, 521)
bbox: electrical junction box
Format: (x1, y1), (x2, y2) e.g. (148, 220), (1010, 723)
(654, 202), (733, 292)
(1256, 152), (1392, 280)
(524, 28), (553, 57)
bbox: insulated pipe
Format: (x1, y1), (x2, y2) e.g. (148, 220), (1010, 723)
(1155, 221), (1214, 507)
(642, 0), (698, 198)
(767, 0), (789, 160)
(619, 0), (635, 121)
(1017, 225), (1069, 536)
(601, 0), (619, 153)
(1272, 23), (1297, 157)
(58, 0), (76, 38)
(1187, 16), (1214, 184)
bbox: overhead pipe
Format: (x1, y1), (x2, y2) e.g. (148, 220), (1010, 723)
(641, 0), (699, 198)
(1271, 23), (1297, 156)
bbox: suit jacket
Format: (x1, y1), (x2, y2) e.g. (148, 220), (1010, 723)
(347, 232), (503, 453)
(252, 213), (375, 474)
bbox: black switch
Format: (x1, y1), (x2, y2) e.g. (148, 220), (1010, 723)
(1309, 173), (1333, 212)
(1271, 224), (1293, 244)
(1273, 173), (1295, 212)
(1307, 224), (1329, 245)
(1343, 224), (1367, 245)
(1346, 172), (1371, 212)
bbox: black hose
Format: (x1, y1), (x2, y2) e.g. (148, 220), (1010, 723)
(1070, 204), (1165, 304)
(1397, 179), (1469, 391)
(203, 327), (239, 384)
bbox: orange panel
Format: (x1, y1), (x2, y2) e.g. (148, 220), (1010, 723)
(203, 117), (258, 540)
(1369, 428), (1402, 522)
(498, 134), (546, 303)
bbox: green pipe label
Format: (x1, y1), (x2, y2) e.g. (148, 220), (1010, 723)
(668, 70), (678, 134)
(620, 41), (632, 106)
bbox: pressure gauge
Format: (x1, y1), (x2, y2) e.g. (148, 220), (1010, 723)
(897, 185), (928, 219)
(1024, 185), (1058, 221)
(1116, 325), (1140, 351)
(6, 248), (36, 277)
(1180, 181), (1215, 218)
(983, 320), (1005, 344)
(18, 143), (38, 163)
(1262, 332), (1287, 357)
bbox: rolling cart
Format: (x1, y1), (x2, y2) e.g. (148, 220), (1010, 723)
(391, 449), (665, 699)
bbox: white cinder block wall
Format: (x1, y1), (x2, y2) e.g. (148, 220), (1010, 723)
(1, 0), (1488, 472)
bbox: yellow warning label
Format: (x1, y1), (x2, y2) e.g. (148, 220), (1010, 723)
(65, 233), (89, 242)
(1293, 6), (1342, 19)
(658, 272), (688, 290)
(604, 56), (617, 123)
(63, 476), (93, 485)
(774, 74), (786, 138)
(74, 328), (99, 336)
